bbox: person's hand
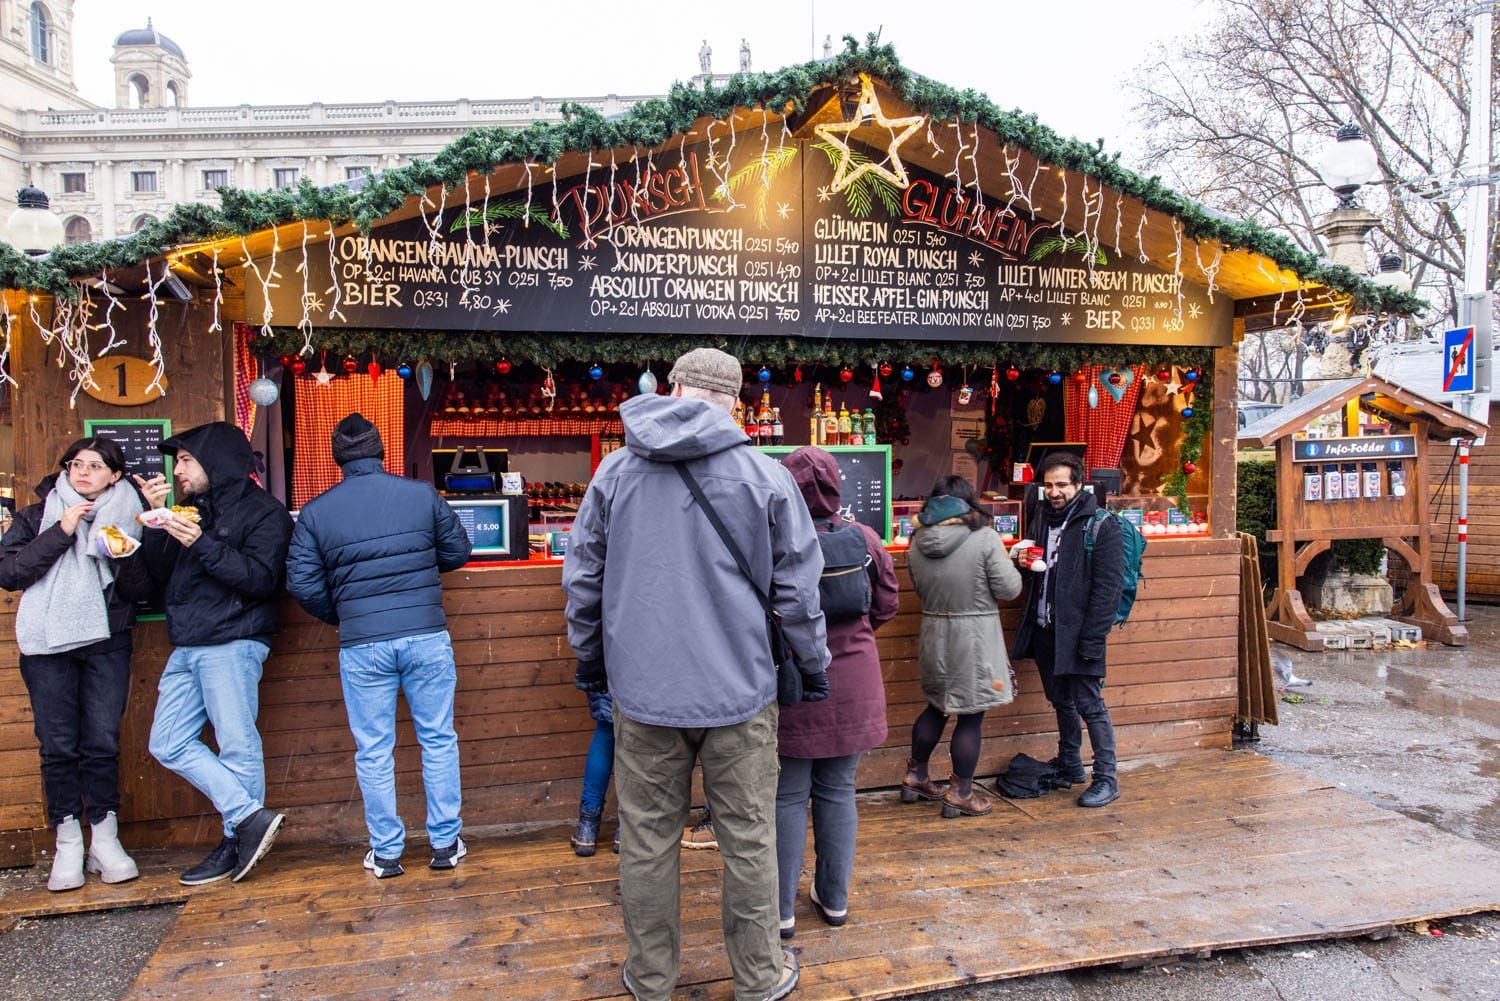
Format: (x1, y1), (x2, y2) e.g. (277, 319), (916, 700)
(163, 514), (202, 548)
(800, 670), (830, 702)
(58, 501), (94, 535)
(133, 474), (169, 510)
(574, 658), (607, 694)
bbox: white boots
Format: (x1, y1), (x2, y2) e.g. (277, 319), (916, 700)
(47, 816), (85, 892)
(85, 812), (139, 884)
(47, 812), (139, 891)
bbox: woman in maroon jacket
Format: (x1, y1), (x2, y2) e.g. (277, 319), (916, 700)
(775, 446), (899, 938)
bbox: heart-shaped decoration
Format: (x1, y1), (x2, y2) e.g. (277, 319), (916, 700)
(1101, 367), (1134, 403)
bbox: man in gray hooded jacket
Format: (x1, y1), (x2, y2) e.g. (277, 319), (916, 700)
(563, 347), (829, 1001)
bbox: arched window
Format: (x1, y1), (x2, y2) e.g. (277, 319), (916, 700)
(166, 81), (182, 107)
(30, 3), (51, 64)
(64, 216), (92, 245)
(131, 214), (154, 233)
(128, 74), (151, 108)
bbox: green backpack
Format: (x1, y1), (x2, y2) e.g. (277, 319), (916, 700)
(1084, 509), (1147, 626)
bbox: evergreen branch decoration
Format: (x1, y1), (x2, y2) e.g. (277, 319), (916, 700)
(1028, 235), (1108, 266)
(449, 199), (568, 239)
(714, 144), (799, 228)
(812, 141), (900, 220)
(0, 33), (1426, 317)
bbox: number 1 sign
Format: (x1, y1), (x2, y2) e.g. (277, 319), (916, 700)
(83, 355), (169, 406)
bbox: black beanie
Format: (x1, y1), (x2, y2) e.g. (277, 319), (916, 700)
(331, 412), (384, 465)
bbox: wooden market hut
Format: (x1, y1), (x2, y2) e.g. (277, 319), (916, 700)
(1238, 375), (1487, 651)
(0, 45), (1424, 862)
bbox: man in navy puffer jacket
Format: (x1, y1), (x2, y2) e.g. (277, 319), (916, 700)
(286, 413), (472, 878)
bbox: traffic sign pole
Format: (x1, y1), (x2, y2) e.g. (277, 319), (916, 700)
(1458, 440), (1469, 621)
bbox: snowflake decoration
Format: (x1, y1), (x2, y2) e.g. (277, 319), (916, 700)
(300, 291), (325, 315)
(816, 185), (831, 203)
(1187, 302), (1203, 319)
(579, 255), (598, 271)
(493, 299), (512, 316)
(968, 251), (984, 267)
(1059, 312), (1073, 327)
(776, 201), (791, 220)
(484, 223), (502, 237)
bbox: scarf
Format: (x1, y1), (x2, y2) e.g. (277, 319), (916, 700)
(1036, 492), (1085, 629)
(15, 476), (143, 656)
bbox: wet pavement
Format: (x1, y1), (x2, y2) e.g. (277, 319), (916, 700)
(3, 608), (1498, 1000)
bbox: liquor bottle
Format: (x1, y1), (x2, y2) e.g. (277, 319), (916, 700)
(809, 405), (820, 446)
(757, 391), (772, 442)
(823, 398), (840, 446)
(771, 407), (784, 446)
(837, 403), (852, 446)
(863, 408), (878, 443)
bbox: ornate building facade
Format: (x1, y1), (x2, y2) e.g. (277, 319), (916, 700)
(2, 3), (662, 244)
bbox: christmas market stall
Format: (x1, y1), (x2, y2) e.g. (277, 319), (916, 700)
(0, 44), (1424, 860)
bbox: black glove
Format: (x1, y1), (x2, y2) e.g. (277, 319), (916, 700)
(574, 658), (607, 694)
(800, 669), (830, 702)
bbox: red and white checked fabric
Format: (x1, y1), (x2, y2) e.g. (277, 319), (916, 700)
(292, 372), (406, 508)
(428, 416), (624, 437)
(232, 322), (256, 439)
(1064, 364), (1147, 472)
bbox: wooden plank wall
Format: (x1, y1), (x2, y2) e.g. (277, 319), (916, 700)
(1428, 405), (1500, 601)
(0, 539), (1239, 859)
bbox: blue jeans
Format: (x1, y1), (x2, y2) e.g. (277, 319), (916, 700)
(339, 630), (461, 858)
(149, 640), (270, 837)
(580, 718), (615, 814)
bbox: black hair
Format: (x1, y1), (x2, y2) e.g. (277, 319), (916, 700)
(926, 474), (990, 531)
(59, 436), (128, 475)
(1039, 452), (1085, 486)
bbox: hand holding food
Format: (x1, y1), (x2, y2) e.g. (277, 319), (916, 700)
(59, 501), (94, 536)
(136, 504), (200, 529)
(96, 524), (141, 558)
(163, 512), (203, 547)
(132, 473), (170, 510)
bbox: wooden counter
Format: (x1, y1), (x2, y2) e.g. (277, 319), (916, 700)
(0, 537), (1239, 863)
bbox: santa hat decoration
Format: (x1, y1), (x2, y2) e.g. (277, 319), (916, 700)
(868, 364), (883, 401)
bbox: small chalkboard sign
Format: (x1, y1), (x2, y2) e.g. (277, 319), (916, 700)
(760, 445), (893, 544)
(83, 418), (173, 485)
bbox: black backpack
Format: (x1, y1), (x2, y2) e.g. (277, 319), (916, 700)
(817, 519), (873, 621)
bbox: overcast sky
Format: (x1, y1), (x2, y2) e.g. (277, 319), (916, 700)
(72, 1), (1212, 163)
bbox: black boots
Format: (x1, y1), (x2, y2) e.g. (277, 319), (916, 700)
(571, 808), (602, 857)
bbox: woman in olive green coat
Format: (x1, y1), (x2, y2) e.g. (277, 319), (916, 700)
(901, 476), (1022, 818)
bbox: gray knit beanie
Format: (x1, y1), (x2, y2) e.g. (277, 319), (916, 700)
(331, 412), (384, 465)
(667, 347), (743, 397)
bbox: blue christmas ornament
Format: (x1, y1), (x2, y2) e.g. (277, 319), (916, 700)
(1181, 406), (1195, 419)
(638, 369), (658, 395)
(1184, 368), (1200, 383)
(1048, 371), (1063, 385)
(758, 365), (772, 383)
(396, 362), (413, 380)
(415, 361), (434, 400)
(901, 365), (915, 382)
(589, 363), (604, 380)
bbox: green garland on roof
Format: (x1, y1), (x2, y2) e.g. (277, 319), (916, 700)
(258, 327), (1214, 375)
(1160, 373), (1214, 511)
(0, 36), (1425, 317)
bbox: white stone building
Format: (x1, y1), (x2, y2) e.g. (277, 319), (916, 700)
(2, 2), (661, 244)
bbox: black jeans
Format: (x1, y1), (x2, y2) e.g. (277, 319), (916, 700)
(18, 635), (134, 826)
(1032, 627), (1117, 785)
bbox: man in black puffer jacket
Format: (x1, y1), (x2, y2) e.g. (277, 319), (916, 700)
(286, 413), (471, 879)
(136, 422), (293, 887)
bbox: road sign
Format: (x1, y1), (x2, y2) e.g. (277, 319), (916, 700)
(1443, 326), (1476, 393)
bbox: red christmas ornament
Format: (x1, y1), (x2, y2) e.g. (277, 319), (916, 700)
(1157, 368), (1171, 382)
(839, 366), (854, 383)
(1006, 366), (1020, 382)
(878, 361), (893, 378)
(1072, 370), (1088, 385)
(342, 355), (359, 374)
(1108, 372), (1124, 386)
(367, 357), (382, 380)
(495, 358), (512, 375)
(1183, 461), (1197, 475)
(290, 356), (307, 375)
(279, 353), (296, 368)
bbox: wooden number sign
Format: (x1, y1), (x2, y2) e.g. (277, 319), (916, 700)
(83, 355), (168, 406)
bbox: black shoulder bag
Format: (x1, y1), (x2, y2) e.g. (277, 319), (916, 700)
(673, 461), (801, 706)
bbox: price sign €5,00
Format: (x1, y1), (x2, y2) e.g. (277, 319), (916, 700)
(84, 355), (168, 407)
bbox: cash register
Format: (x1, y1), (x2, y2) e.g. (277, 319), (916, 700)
(432, 446), (529, 561)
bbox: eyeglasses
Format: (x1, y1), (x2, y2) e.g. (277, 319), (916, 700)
(65, 460), (111, 474)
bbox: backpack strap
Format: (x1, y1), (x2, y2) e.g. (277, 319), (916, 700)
(1084, 508), (1110, 560)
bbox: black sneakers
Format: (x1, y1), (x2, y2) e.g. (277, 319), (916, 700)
(231, 808), (285, 882)
(1077, 779), (1120, 808)
(429, 837), (467, 870)
(179, 836), (238, 886)
(364, 850), (405, 878)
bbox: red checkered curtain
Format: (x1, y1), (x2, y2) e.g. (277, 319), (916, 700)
(232, 322), (257, 439)
(1064, 364), (1146, 472)
(292, 372), (406, 508)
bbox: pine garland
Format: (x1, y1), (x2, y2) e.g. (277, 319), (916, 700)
(0, 36), (1424, 317)
(1160, 372), (1214, 510)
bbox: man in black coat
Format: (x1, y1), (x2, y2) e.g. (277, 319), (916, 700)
(285, 414), (472, 879)
(136, 422), (293, 884)
(1011, 452), (1124, 807)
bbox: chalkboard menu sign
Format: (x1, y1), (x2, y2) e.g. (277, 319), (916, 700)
(248, 139), (1230, 347)
(760, 445), (892, 543)
(83, 418), (173, 484)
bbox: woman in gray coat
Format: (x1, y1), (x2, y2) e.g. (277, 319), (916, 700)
(902, 476), (1022, 817)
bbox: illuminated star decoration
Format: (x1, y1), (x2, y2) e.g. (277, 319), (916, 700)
(1187, 301), (1203, 319)
(968, 251), (984, 267)
(776, 201), (792, 219)
(579, 255), (598, 271)
(814, 73), (925, 194)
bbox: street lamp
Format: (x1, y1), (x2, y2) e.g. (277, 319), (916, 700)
(4, 186), (65, 256)
(1371, 252), (1414, 294)
(1316, 123), (1380, 209)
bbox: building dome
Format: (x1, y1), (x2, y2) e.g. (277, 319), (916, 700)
(114, 19), (185, 61)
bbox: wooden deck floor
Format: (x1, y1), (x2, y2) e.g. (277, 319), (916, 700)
(4, 750), (1498, 1000)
